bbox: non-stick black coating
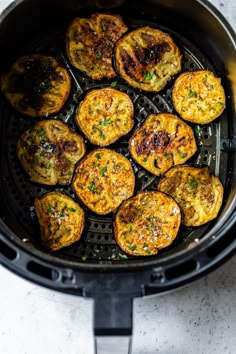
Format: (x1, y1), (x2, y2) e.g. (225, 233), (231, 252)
(0, 0), (235, 273)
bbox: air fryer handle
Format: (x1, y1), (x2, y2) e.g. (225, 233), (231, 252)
(93, 292), (134, 336)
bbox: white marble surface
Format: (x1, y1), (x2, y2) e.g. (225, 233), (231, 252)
(0, 1), (235, 354)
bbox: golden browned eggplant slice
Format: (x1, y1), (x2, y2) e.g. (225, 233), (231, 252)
(72, 148), (135, 215)
(129, 113), (197, 176)
(75, 87), (134, 146)
(114, 191), (181, 256)
(157, 165), (224, 227)
(0, 54), (71, 118)
(172, 70), (226, 124)
(114, 26), (181, 92)
(34, 192), (85, 251)
(66, 13), (128, 80)
(17, 120), (86, 185)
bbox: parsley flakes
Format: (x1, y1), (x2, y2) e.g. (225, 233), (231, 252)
(188, 89), (197, 98)
(144, 71), (154, 81)
(110, 80), (118, 88)
(88, 180), (96, 192)
(100, 166), (107, 176)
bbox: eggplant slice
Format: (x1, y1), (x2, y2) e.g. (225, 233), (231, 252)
(114, 26), (182, 92)
(72, 148), (135, 215)
(34, 192), (85, 251)
(66, 13), (128, 80)
(114, 191), (181, 256)
(157, 165), (224, 227)
(129, 113), (197, 176)
(17, 120), (86, 185)
(172, 70), (226, 124)
(0, 54), (71, 118)
(75, 87), (134, 146)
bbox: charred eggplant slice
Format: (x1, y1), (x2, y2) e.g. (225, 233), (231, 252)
(172, 70), (226, 124)
(17, 120), (86, 185)
(114, 191), (181, 256)
(114, 26), (181, 92)
(34, 192), (85, 251)
(75, 87), (134, 146)
(66, 13), (128, 80)
(1, 54), (71, 118)
(72, 148), (135, 215)
(129, 113), (197, 176)
(157, 165), (224, 227)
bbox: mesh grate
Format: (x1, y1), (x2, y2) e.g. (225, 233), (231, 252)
(0, 21), (228, 263)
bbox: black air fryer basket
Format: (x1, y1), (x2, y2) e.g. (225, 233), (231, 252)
(0, 0), (235, 335)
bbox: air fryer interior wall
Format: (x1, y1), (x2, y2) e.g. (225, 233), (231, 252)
(0, 0), (236, 271)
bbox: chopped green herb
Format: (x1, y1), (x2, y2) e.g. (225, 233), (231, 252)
(106, 41), (111, 47)
(164, 151), (169, 160)
(68, 207), (76, 212)
(95, 153), (101, 159)
(67, 171), (73, 176)
(144, 70), (154, 81)
(93, 162), (100, 167)
(143, 157), (148, 162)
(58, 211), (65, 217)
(97, 52), (103, 60)
(118, 253), (128, 259)
(188, 89), (197, 98)
(101, 23), (106, 31)
(179, 151), (185, 158)
(36, 128), (45, 137)
(110, 80), (118, 88)
(98, 130), (105, 140)
(88, 180), (96, 192)
(39, 150), (45, 156)
(101, 166), (107, 176)
(47, 204), (53, 214)
(218, 101), (226, 108)
(194, 126), (202, 135)
(150, 223), (155, 228)
(188, 179), (199, 186)
(128, 225), (133, 232)
(148, 215), (154, 220)
(45, 161), (51, 169)
(99, 119), (113, 126)
(143, 244), (152, 255)
(128, 245), (137, 251)
(81, 256), (87, 262)
(137, 209), (142, 216)
(96, 109), (100, 114)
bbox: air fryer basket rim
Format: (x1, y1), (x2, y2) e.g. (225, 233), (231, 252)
(0, 0), (236, 277)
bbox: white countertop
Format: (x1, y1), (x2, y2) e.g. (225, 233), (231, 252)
(0, 1), (235, 353)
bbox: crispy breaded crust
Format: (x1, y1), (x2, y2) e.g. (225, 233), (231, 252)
(72, 148), (135, 214)
(34, 192), (85, 251)
(75, 87), (134, 146)
(172, 70), (226, 124)
(1, 54), (71, 118)
(66, 13), (128, 80)
(114, 191), (181, 256)
(17, 120), (85, 185)
(129, 113), (197, 176)
(114, 26), (181, 91)
(157, 165), (224, 226)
